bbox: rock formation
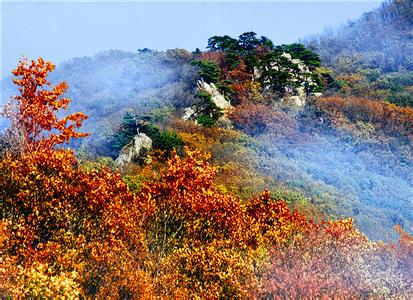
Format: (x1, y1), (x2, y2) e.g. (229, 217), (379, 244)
(196, 80), (232, 111)
(115, 133), (152, 166)
(183, 79), (233, 124)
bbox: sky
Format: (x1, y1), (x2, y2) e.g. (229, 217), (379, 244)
(2, 0), (382, 78)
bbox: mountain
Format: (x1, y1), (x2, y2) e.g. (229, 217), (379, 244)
(2, 1), (413, 297)
(302, 0), (412, 73)
(3, 31), (412, 242)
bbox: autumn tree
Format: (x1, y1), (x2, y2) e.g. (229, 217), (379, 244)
(3, 57), (88, 153)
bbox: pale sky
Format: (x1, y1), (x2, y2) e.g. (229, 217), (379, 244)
(2, 0), (382, 78)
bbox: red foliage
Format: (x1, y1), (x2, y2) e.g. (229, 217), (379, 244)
(140, 149), (249, 249)
(228, 103), (273, 135)
(263, 220), (412, 298)
(228, 102), (298, 137)
(197, 51), (226, 66)
(227, 60), (251, 103)
(227, 59), (251, 82)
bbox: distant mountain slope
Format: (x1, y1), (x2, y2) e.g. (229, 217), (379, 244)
(1, 49), (197, 155)
(302, 0), (413, 73)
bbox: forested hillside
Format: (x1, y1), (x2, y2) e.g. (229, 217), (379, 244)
(302, 0), (413, 107)
(303, 0), (412, 73)
(1, 0), (412, 298)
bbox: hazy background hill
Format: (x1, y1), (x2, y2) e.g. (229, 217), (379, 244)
(301, 0), (413, 108)
(302, 0), (413, 73)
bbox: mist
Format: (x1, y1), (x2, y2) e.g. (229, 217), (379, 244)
(1, 1), (412, 297)
(2, 0), (412, 240)
(1, 49), (198, 156)
(253, 114), (412, 241)
(301, 0), (413, 73)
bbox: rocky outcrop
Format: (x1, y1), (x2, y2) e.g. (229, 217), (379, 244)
(197, 80), (232, 111)
(115, 133), (152, 166)
(182, 107), (196, 121)
(281, 95), (306, 108)
(183, 80), (233, 124)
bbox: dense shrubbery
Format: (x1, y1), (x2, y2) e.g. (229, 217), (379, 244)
(1, 58), (151, 297)
(328, 70), (413, 108)
(302, 0), (413, 108)
(316, 96), (413, 137)
(2, 139), (412, 297)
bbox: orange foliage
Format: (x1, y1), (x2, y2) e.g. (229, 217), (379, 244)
(246, 190), (310, 247)
(317, 96), (413, 137)
(5, 57), (88, 153)
(139, 149), (309, 297)
(140, 149), (249, 248)
(0, 57), (150, 297)
(394, 225), (413, 278)
(137, 149), (257, 297)
(0, 147), (152, 297)
(156, 240), (259, 298)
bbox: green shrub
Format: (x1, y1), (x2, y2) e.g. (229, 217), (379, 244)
(109, 111), (138, 157)
(388, 91), (413, 107)
(140, 124), (184, 154)
(195, 91), (223, 125)
(191, 60), (220, 83)
(197, 114), (216, 127)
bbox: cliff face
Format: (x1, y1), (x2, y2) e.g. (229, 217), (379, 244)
(196, 80), (232, 111)
(183, 79), (233, 125)
(115, 133), (152, 166)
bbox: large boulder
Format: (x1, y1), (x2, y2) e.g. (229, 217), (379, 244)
(197, 80), (232, 111)
(182, 80), (233, 125)
(182, 107), (196, 121)
(115, 133), (152, 166)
